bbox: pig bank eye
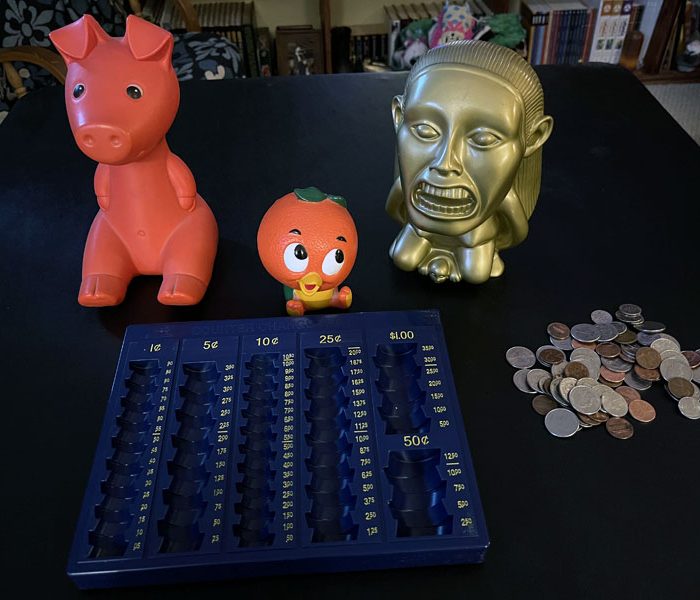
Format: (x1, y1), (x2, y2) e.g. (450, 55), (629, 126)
(284, 243), (308, 272)
(72, 84), (85, 99)
(126, 85), (143, 100)
(322, 249), (344, 276)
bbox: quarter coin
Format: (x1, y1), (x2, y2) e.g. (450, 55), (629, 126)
(606, 417), (634, 439)
(596, 323), (620, 342)
(600, 389), (628, 417)
(660, 358), (693, 382)
(571, 323), (601, 343)
(569, 386), (602, 415)
(513, 369), (536, 393)
(591, 309), (613, 324)
(544, 408), (581, 437)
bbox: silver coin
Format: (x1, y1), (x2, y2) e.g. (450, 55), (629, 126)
(513, 369), (536, 393)
(636, 332), (661, 346)
(636, 321), (666, 334)
(596, 323), (619, 342)
(544, 408), (581, 437)
(658, 333), (681, 347)
(577, 377), (599, 387)
(601, 357), (633, 373)
(550, 377), (569, 407)
(550, 336), (574, 351)
(624, 371), (652, 391)
(574, 356), (601, 380)
(619, 303), (642, 316)
(651, 338), (680, 353)
(692, 382), (700, 400)
(610, 321), (627, 334)
(506, 346), (536, 369)
(592, 384), (610, 399)
(616, 310), (644, 325)
(694, 368), (700, 384)
(678, 396), (700, 420)
(660, 358), (693, 382)
(659, 350), (688, 363)
(570, 323), (601, 343)
(600, 389), (628, 417)
(570, 347), (599, 362)
(527, 368), (550, 392)
(559, 377), (578, 400)
(591, 309), (613, 324)
(551, 360), (568, 378)
(569, 386), (602, 415)
(538, 376), (553, 394)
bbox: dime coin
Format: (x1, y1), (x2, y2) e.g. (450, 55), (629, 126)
(544, 408), (580, 437)
(532, 395), (558, 416)
(547, 322), (570, 340)
(619, 303), (642, 316)
(569, 386), (602, 415)
(636, 347), (662, 370)
(616, 310), (644, 325)
(601, 357), (633, 373)
(660, 358), (693, 382)
(611, 321), (627, 334)
(624, 371), (652, 390)
(633, 365), (660, 382)
(596, 323), (620, 342)
(591, 309), (613, 324)
(628, 399), (656, 423)
(667, 377), (695, 400)
(513, 369), (536, 393)
(571, 323), (601, 343)
(550, 336), (574, 351)
(538, 347), (566, 366)
(600, 389), (628, 417)
(617, 386), (641, 404)
(636, 321), (666, 333)
(506, 346), (536, 369)
(678, 396), (700, 420)
(551, 361), (568, 378)
(596, 343), (621, 359)
(681, 351), (700, 369)
(564, 361), (589, 379)
(559, 377), (578, 400)
(606, 417), (634, 439)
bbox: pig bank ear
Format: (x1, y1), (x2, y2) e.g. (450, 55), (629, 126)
(49, 14), (110, 64)
(124, 15), (174, 63)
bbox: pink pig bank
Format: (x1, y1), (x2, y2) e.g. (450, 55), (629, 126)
(50, 15), (218, 306)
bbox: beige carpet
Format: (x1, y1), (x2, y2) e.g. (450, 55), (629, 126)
(645, 83), (700, 145)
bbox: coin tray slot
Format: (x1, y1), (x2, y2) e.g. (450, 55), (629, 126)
(158, 362), (219, 553)
(234, 354), (278, 547)
(88, 359), (160, 558)
(385, 449), (453, 537)
(374, 344), (430, 434)
(304, 348), (358, 543)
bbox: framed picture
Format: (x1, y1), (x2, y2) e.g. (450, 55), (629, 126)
(275, 26), (325, 76)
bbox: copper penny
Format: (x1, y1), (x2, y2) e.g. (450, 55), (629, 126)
(681, 351), (700, 369)
(616, 330), (638, 345)
(539, 348), (566, 365)
(532, 395), (557, 416)
(589, 411), (609, 423)
(617, 386), (641, 404)
(578, 413), (603, 427)
(667, 377), (695, 399)
(599, 367), (626, 383)
(636, 347), (662, 369)
(547, 322), (570, 340)
(596, 342), (621, 359)
(628, 399), (656, 423)
(571, 339), (596, 350)
(564, 361), (590, 379)
(600, 379), (622, 388)
(606, 417), (634, 439)
(633, 365), (661, 382)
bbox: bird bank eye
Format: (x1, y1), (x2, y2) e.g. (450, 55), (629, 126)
(322, 249), (344, 276)
(284, 243), (309, 272)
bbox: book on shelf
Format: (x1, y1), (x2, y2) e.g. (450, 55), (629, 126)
(144, 0), (260, 77)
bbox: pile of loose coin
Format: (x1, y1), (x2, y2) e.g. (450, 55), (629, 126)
(506, 303), (700, 440)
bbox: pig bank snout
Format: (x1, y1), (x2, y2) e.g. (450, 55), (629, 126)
(76, 124), (133, 164)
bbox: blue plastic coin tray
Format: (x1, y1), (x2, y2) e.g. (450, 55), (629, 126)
(68, 310), (489, 588)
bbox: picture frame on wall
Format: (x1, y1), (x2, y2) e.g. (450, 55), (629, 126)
(275, 26), (325, 75)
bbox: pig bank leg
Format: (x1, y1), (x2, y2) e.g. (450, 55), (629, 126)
(80, 214), (136, 306)
(455, 241), (496, 284)
(158, 200), (218, 305)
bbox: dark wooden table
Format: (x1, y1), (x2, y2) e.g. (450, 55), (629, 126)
(1, 66), (699, 599)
